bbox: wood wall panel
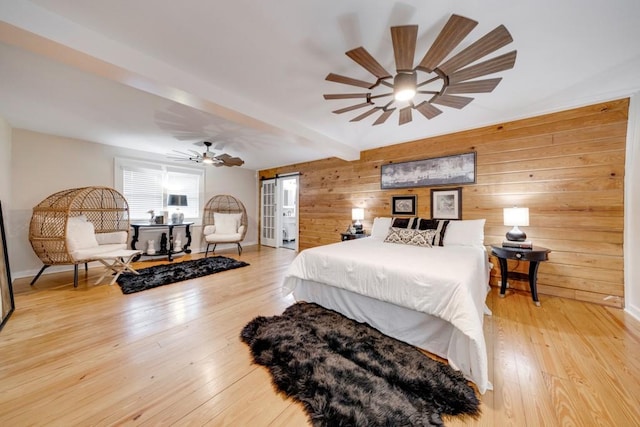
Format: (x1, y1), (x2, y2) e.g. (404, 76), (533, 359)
(260, 98), (628, 307)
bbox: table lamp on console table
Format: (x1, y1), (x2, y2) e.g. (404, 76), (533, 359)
(168, 194), (187, 224)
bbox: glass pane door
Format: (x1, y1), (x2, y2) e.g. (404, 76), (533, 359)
(261, 179), (277, 247)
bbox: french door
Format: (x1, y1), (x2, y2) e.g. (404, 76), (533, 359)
(261, 179), (277, 247)
(261, 175), (299, 249)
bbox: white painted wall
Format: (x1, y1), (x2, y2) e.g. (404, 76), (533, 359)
(10, 129), (258, 279)
(625, 94), (640, 320)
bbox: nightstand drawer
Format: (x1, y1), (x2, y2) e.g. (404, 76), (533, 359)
(491, 245), (549, 262)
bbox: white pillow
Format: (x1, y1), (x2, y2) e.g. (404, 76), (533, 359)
(370, 217), (393, 239)
(443, 219), (486, 247)
(66, 217), (99, 251)
(95, 231), (128, 245)
(214, 213), (242, 234)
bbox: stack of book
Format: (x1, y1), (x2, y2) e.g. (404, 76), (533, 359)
(502, 240), (533, 249)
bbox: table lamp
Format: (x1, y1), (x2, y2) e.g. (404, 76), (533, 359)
(168, 194), (188, 224)
(503, 207), (529, 242)
(352, 208), (364, 234)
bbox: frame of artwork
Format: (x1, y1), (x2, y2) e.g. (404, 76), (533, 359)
(391, 195), (416, 216)
(0, 201), (15, 332)
(430, 188), (462, 220)
(381, 152), (476, 189)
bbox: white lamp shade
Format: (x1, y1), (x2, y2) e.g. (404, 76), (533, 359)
(351, 208), (364, 221)
(503, 207), (529, 226)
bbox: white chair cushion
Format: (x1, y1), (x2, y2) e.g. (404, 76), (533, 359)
(66, 218), (129, 261)
(214, 213), (242, 234)
(95, 231), (128, 245)
(66, 217), (99, 253)
(205, 232), (242, 243)
(203, 225), (216, 235)
(72, 243), (127, 261)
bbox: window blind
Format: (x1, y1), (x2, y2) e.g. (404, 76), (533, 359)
(115, 158), (204, 221)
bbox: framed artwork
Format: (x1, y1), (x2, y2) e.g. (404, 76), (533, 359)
(430, 188), (462, 220)
(381, 152), (476, 189)
(0, 201), (15, 332)
(392, 195), (416, 216)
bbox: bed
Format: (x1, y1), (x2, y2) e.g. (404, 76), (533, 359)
(282, 217), (492, 394)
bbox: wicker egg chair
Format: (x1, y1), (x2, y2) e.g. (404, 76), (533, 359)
(29, 186), (130, 287)
(202, 194), (248, 256)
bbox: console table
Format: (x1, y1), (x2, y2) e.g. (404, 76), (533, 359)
(130, 222), (193, 261)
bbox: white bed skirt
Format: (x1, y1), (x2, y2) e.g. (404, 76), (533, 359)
(292, 279), (492, 393)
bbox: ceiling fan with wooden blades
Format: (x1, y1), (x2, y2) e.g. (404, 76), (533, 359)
(168, 141), (245, 167)
(324, 14), (517, 126)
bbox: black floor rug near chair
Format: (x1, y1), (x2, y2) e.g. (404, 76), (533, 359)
(116, 256), (249, 294)
(241, 302), (480, 427)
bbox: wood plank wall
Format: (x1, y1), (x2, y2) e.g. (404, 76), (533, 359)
(260, 99), (628, 308)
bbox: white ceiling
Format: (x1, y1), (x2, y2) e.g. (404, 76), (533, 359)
(1, 0), (639, 170)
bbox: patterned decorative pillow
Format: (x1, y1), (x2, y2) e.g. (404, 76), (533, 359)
(414, 218), (450, 246)
(384, 227), (436, 247)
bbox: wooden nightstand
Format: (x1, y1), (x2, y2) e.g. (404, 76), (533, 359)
(491, 245), (551, 306)
(340, 233), (367, 241)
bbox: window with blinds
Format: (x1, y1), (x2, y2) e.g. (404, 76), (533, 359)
(115, 158), (204, 221)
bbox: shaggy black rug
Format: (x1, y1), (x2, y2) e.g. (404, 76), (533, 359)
(116, 256), (249, 294)
(241, 302), (480, 426)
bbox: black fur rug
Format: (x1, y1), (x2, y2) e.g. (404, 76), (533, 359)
(116, 256), (249, 294)
(241, 302), (480, 426)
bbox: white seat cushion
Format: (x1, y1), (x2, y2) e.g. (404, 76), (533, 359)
(95, 231), (128, 245)
(214, 212), (242, 234)
(205, 233), (242, 243)
(66, 217), (130, 261)
(71, 243), (127, 261)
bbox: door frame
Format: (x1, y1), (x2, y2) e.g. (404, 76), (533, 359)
(260, 173), (299, 250)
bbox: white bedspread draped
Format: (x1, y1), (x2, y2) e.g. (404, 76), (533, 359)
(282, 237), (491, 393)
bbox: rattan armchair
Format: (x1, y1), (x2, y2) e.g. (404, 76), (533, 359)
(29, 186), (130, 287)
(202, 194), (248, 256)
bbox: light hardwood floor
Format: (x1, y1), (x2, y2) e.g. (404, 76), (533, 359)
(1, 246), (639, 426)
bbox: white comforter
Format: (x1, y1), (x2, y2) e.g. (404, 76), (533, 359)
(282, 237), (491, 392)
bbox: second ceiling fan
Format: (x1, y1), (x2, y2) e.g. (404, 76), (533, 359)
(324, 14), (517, 126)
(168, 141), (244, 167)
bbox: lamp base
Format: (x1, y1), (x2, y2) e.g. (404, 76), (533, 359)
(171, 211), (184, 224)
(505, 226), (526, 242)
(353, 223), (363, 234)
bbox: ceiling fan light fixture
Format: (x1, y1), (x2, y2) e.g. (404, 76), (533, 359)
(167, 140), (244, 167)
(393, 72), (417, 101)
(323, 15), (517, 126)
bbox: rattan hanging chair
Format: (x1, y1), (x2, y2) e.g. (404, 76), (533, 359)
(202, 194), (248, 256)
(29, 186), (130, 287)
